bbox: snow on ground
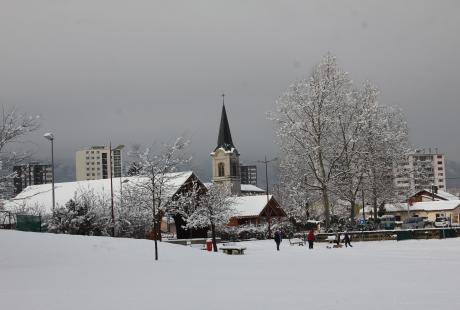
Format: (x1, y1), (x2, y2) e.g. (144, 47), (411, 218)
(1, 231), (459, 310)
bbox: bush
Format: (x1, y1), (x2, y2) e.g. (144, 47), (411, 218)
(47, 198), (110, 236)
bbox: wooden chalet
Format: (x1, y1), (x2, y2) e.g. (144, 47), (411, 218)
(228, 195), (286, 226)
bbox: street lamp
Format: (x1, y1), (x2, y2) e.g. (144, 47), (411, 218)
(43, 132), (55, 211)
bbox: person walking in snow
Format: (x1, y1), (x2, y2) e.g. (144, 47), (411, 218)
(307, 230), (315, 249)
(344, 232), (352, 248)
(274, 230), (282, 251)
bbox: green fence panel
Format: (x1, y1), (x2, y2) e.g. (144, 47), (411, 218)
(396, 230), (414, 241)
(439, 229), (457, 239)
(16, 215), (42, 232)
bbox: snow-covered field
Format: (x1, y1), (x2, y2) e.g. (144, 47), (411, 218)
(1, 231), (459, 310)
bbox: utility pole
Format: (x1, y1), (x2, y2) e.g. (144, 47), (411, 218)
(152, 168), (158, 261)
(257, 156), (278, 238)
(109, 142), (115, 237)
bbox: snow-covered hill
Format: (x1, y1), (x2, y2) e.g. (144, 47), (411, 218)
(1, 231), (459, 310)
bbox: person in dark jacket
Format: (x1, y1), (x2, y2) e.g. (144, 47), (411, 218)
(344, 232), (352, 247)
(274, 230), (282, 251)
(307, 230), (315, 249)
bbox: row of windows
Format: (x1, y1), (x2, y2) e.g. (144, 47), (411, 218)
(86, 156), (101, 160)
(86, 167), (101, 171)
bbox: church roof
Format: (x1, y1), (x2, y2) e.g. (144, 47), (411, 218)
(215, 104), (236, 152)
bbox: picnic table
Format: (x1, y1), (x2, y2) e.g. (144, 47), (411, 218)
(220, 245), (247, 255)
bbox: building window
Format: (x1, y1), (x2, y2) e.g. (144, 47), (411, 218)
(218, 163), (225, 177)
(438, 167), (443, 171)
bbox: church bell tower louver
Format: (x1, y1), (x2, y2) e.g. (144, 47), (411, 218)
(210, 94), (241, 195)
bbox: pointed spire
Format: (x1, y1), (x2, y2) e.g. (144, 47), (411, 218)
(216, 94), (236, 151)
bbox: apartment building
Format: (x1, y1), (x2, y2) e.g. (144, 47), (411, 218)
(395, 149), (446, 196)
(240, 164), (257, 186)
(13, 162), (53, 195)
(75, 146), (123, 181)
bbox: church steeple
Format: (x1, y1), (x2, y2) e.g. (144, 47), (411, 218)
(211, 94), (241, 195)
(215, 94), (236, 152)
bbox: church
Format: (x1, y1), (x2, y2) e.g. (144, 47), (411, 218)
(209, 98), (286, 229)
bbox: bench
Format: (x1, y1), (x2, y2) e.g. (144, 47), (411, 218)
(289, 238), (305, 246)
(220, 246), (247, 255)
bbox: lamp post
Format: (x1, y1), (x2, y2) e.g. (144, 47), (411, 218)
(43, 132), (55, 211)
(257, 155), (278, 238)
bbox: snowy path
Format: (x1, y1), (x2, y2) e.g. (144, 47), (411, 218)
(1, 231), (459, 310)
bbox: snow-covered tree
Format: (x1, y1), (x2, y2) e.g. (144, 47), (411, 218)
(116, 183), (152, 238)
(186, 183), (235, 252)
(272, 54), (353, 227)
(360, 92), (410, 219)
(128, 137), (191, 260)
(47, 189), (111, 236)
(0, 106), (40, 198)
(272, 54), (410, 226)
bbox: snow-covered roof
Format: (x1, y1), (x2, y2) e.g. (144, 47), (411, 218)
(230, 195), (273, 217)
(4, 171), (194, 215)
(431, 190), (458, 201)
(361, 200), (460, 214)
(411, 189), (459, 201)
(210, 147), (238, 156)
(240, 184), (265, 193)
(203, 182), (264, 193)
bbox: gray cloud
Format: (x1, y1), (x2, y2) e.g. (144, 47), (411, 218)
(1, 0), (459, 183)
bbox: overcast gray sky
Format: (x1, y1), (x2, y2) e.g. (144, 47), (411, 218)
(1, 0), (459, 182)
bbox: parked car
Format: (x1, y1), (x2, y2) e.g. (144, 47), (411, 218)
(379, 215), (396, 230)
(401, 217), (425, 229)
(434, 217), (449, 228)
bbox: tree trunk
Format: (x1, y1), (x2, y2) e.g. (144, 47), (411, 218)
(372, 186), (378, 220)
(350, 201), (355, 220)
(211, 223), (218, 252)
(317, 150), (331, 227)
(322, 189), (330, 227)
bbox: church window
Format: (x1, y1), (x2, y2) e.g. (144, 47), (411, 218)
(218, 163), (225, 177)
